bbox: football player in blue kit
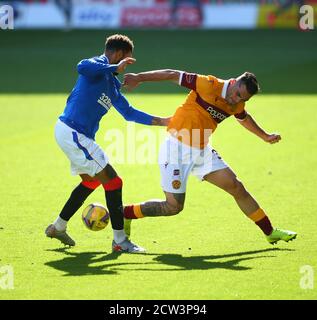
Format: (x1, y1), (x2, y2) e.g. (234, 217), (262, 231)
(45, 34), (169, 253)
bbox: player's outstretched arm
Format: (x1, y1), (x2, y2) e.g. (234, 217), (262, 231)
(238, 113), (281, 144)
(77, 57), (118, 77)
(116, 57), (136, 74)
(114, 94), (171, 126)
(78, 56), (136, 78)
(123, 70), (182, 91)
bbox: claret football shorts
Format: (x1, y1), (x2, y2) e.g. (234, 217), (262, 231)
(159, 135), (228, 193)
(55, 120), (108, 177)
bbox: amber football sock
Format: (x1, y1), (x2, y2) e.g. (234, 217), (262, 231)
(124, 205), (145, 219)
(248, 208), (273, 236)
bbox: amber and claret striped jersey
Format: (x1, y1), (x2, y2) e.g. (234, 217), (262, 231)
(167, 72), (248, 149)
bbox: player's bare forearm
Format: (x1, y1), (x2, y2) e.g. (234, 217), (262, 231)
(116, 57), (136, 74)
(151, 116), (172, 126)
(136, 70), (181, 83)
(239, 114), (281, 144)
(239, 114), (268, 139)
(123, 70), (181, 91)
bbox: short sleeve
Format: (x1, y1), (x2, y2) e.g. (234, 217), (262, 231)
(179, 72), (197, 90)
(179, 73), (214, 94)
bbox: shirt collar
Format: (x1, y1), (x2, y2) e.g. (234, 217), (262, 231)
(221, 80), (230, 99)
(221, 79), (236, 100)
(100, 54), (109, 63)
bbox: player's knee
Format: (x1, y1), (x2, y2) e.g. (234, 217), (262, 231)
(95, 165), (118, 185)
(102, 176), (123, 191)
(227, 179), (246, 197)
(166, 201), (184, 216)
(81, 179), (101, 190)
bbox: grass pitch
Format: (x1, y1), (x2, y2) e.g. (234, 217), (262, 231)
(0, 29), (316, 300)
(0, 93), (316, 300)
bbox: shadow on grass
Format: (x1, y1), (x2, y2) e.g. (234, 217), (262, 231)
(44, 247), (294, 276)
(45, 248), (121, 276)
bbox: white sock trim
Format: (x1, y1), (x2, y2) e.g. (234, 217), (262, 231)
(53, 216), (67, 232)
(113, 229), (126, 244)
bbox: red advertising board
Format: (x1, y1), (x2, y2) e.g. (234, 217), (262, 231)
(121, 6), (171, 27)
(121, 4), (202, 28)
(175, 5), (202, 27)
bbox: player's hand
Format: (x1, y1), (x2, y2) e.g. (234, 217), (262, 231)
(263, 133), (281, 144)
(116, 57), (136, 74)
(123, 73), (141, 91)
(152, 116), (172, 126)
(161, 117), (172, 126)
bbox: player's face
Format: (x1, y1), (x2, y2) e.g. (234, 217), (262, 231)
(113, 50), (133, 64)
(226, 81), (252, 106)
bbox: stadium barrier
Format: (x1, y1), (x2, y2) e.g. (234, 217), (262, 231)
(1, 1), (65, 29)
(0, 0), (315, 30)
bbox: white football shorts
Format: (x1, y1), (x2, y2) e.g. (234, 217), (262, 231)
(159, 135), (228, 193)
(55, 119), (108, 177)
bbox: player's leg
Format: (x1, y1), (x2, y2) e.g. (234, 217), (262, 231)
(45, 174), (101, 246)
(193, 147), (264, 221)
(55, 175), (100, 228)
(140, 191), (185, 216)
(124, 191), (185, 218)
(123, 136), (190, 237)
(46, 121), (104, 246)
(204, 167), (266, 219)
(192, 146), (296, 244)
(203, 167), (296, 244)
(94, 164), (125, 241)
(95, 164), (145, 253)
(123, 191), (185, 239)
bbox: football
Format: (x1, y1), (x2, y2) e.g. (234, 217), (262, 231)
(82, 203), (110, 231)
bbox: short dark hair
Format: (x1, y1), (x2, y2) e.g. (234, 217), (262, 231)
(105, 34), (134, 54)
(239, 72), (260, 95)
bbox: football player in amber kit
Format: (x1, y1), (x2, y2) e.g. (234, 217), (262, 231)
(123, 69), (297, 245)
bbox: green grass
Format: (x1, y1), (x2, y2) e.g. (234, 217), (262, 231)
(0, 93), (316, 300)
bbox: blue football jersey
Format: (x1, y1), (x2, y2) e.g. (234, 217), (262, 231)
(59, 55), (153, 139)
